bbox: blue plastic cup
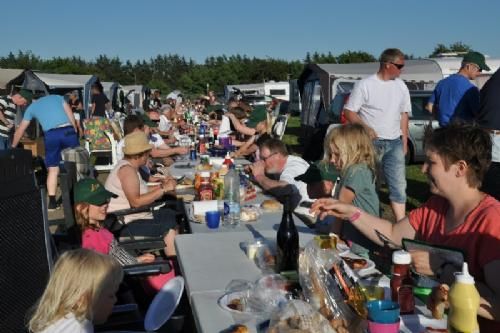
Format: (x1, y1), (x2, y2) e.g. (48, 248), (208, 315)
(206, 211), (221, 229)
(366, 300), (400, 324)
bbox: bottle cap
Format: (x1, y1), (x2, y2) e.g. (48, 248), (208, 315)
(455, 262), (475, 284)
(392, 250), (412, 265)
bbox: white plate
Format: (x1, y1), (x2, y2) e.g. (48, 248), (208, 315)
(399, 314), (447, 333)
(144, 276), (184, 331)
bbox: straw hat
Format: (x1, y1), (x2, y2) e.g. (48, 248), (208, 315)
(123, 131), (153, 155)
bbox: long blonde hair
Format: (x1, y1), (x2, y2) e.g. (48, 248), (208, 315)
(74, 202), (99, 231)
(28, 249), (123, 332)
(325, 124), (376, 176)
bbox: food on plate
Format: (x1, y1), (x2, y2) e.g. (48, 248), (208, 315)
(261, 199), (282, 211)
(427, 284), (450, 319)
(240, 205), (260, 222)
(227, 324), (248, 333)
(341, 256), (368, 270)
(227, 298), (244, 312)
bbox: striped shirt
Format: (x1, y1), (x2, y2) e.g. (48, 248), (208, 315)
(0, 95), (16, 138)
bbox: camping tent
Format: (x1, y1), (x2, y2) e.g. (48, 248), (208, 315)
(0, 69), (26, 93)
(122, 85), (147, 110)
(32, 73), (98, 117)
(102, 81), (123, 112)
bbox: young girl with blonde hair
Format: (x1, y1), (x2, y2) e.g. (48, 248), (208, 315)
(325, 123), (381, 257)
(28, 249), (123, 333)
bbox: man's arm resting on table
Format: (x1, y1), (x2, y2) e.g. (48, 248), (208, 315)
(254, 174), (288, 192)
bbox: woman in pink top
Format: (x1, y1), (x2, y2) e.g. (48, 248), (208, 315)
(311, 124), (500, 331)
(74, 178), (175, 294)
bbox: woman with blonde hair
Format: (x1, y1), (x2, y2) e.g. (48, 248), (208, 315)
(325, 123), (381, 257)
(28, 249), (123, 332)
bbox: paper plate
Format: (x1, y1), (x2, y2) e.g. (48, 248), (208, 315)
(144, 276), (184, 331)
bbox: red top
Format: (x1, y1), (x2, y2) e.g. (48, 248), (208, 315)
(409, 195), (500, 331)
(408, 195), (500, 282)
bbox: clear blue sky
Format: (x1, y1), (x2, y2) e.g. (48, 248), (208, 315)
(3, 0), (499, 63)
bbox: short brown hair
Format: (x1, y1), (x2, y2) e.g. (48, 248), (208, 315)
(123, 114), (144, 136)
(379, 48), (405, 63)
(260, 138), (288, 156)
(424, 123), (491, 188)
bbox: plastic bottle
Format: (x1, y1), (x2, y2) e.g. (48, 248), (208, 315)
(390, 250), (415, 314)
(198, 172), (213, 201)
(223, 165), (240, 227)
(448, 263), (480, 333)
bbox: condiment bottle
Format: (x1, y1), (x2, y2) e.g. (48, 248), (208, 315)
(448, 262), (480, 333)
(390, 250), (415, 314)
(223, 152), (233, 168)
(198, 171), (213, 201)
(276, 196), (299, 273)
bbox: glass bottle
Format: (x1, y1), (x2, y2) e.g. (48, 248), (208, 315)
(390, 250), (415, 314)
(276, 196), (299, 273)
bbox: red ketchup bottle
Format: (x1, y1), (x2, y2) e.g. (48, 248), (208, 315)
(390, 250), (415, 314)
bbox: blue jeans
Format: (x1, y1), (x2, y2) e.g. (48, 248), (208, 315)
(373, 137), (406, 203)
(0, 135), (10, 150)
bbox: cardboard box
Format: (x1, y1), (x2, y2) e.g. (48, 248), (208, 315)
(20, 137), (45, 157)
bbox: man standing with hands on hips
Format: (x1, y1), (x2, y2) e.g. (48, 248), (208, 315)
(344, 48), (411, 222)
(12, 94), (80, 210)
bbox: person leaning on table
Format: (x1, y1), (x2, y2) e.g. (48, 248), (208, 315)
(105, 131), (178, 256)
(311, 124), (500, 331)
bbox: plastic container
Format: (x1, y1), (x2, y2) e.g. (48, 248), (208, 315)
(390, 250), (414, 314)
(365, 300), (400, 324)
(223, 165), (240, 227)
(448, 263), (480, 333)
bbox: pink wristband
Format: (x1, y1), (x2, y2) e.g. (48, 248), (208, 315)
(349, 209), (362, 223)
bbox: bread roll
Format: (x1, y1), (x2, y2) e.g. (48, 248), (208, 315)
(261, 199), (282, 211)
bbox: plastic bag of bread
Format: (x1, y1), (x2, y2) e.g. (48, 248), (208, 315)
(240, 205), (262, 222)
(267, 300), (337, 333)
(298, 240), (363, 333)
(261, 199), (282, 212)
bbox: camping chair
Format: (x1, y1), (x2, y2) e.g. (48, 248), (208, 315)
(83, 117), (120, 172)
(272, 114), (289, 140)
(0, 149), (178, 333)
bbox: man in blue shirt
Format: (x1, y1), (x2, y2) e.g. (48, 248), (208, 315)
(426, 51), (490, 127)
(12, 94), (79, 210)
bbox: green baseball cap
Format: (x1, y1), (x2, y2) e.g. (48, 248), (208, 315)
(74, 178), (117, 206)
(462, 51), (490, 71)
(142, 113), (158, 127)
(18, 89), (33, 104)
(246, 105), (267, 128)
(295, 161), (339, 184)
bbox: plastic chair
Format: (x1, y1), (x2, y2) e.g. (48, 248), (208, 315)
(83, 117), (120, 171)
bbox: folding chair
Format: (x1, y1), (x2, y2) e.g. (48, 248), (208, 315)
(83, 117), (120, 171)
(272, 114), (289, 140)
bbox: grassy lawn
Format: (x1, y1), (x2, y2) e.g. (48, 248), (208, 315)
(283, 116), (430, 218)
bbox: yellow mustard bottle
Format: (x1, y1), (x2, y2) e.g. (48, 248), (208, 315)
(448, 262), (480, 333)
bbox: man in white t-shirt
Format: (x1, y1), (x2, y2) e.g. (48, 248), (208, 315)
(250, 138), (311, 206)
(344, 48), (411, 221)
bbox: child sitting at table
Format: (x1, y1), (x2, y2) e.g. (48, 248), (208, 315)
(74, 178), (176, 295)
(324, 123), (381, 257)
(28, 249), (123, 333)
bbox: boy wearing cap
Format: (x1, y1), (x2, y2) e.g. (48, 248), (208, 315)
(426, 51), (490, 127)
(0, 89), (32, 150)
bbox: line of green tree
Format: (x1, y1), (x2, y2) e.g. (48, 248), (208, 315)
(0, 43), (471, 96)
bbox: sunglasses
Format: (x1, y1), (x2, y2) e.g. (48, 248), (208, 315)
(390, 62), (405, 70)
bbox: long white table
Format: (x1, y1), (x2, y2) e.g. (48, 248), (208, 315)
(175, 230), (316, 333)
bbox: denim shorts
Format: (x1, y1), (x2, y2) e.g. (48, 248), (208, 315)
(0, 135), (10, 150)
(44, 126), (79, 167)
(373, 137), (407, 203)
